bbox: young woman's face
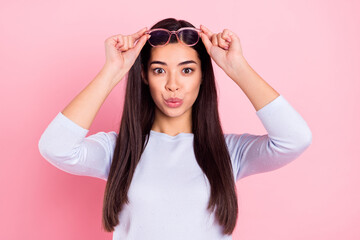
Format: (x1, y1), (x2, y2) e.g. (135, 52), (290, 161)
(145, 43), (202, 119)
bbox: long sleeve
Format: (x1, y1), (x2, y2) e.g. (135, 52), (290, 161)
(225, 94), (312, 181)
(38, 112), (117, 181)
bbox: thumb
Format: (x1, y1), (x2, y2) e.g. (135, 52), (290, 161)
(199, 32), (212, 55)
(132, 34), (149, 56)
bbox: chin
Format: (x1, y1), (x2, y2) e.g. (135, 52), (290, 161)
(157, 105), (190, 118)
(162, 109), (186, 118)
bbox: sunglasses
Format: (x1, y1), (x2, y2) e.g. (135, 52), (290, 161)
(144, 27), (202, 47)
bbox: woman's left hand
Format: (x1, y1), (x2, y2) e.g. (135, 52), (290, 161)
(199, 25), (246, 80)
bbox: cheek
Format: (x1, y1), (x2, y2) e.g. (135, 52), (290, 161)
(148, 82), (164, 104)
(186, 81), (201, 98)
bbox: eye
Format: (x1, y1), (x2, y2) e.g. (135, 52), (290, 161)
(153, 68), (165, 74)
(183, 68), (194, 74)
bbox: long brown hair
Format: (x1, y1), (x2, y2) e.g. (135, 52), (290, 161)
(102, 17), (238, 235)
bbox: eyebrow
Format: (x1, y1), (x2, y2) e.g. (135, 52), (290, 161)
(149, 60), (197, 66)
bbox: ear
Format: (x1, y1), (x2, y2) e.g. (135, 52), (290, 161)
(141, 69), (149, 85)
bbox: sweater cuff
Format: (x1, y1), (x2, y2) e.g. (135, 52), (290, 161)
(255, 94), (312, 144)
(255, 94), (292, 134)
(255, 94), (284, 115)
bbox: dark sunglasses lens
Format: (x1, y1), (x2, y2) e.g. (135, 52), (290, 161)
(148, 30), (169, 46)
(178, 29), (199, 45)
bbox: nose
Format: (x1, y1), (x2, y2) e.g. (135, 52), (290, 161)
(165, 75), (179, 92)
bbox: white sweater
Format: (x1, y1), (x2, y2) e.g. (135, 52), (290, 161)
(38, 94), (312, 240)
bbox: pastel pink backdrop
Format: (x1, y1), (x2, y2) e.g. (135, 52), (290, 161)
(1, 0), (359, 239)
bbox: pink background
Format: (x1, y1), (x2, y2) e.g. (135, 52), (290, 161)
(1, 0), (359, 239)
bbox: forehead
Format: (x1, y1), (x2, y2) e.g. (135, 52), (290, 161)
(149, 43), (200, 66)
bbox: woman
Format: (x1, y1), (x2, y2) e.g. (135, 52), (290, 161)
(38, 17), (312, 239)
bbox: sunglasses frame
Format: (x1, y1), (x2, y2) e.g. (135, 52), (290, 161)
(144, 27), (203, 47)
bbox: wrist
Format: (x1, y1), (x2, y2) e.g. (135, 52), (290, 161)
(100, 63), (127, 85)
(232, 55), (249, 71)
(226, 55), (250, 80)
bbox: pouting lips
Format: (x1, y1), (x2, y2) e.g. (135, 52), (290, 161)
(164, 98), (183, 108)
(165, 98), (183, 103)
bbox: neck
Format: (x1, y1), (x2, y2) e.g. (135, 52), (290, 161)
(151, 107), (192, 136)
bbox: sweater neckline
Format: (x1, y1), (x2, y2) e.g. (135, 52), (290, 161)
(150, 130), (194, 140)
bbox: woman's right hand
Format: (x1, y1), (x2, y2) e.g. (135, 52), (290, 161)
(103, 27), (150, 79)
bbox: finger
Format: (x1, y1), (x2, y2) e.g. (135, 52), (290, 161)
(221, 29), (233, 42)
(132, 34), (149, 56)
(201, 24), (219, 47)
(131, 27), (148, 40)
(120, 37), (129, 51)
(226, 31), (241, 52)
(129, 36), (134, 48)
(109, 35), (122, 47)
(211, 33), (219, 46)
(112, 37), (124, 51)
(217, 33), (229, 49)
(131, 27), (149, 49)
(126, 36), (131, 49)
(200, 24), (214, 40)
(199, 32), (212, 55)
(114, 38), (120, 47)
(115, 41), (124, 50)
